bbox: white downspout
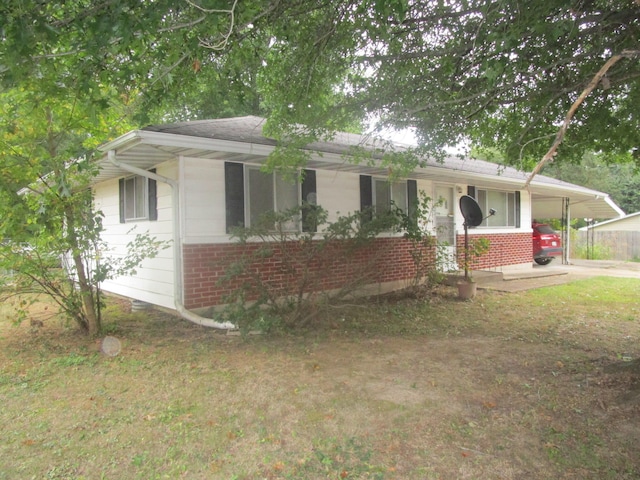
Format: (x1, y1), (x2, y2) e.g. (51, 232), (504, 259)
(107, 150), (236, 330)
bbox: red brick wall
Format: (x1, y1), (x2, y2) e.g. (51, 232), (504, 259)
(183, 232), (532, 309)
(455, 232), (532, 270)
(182, 238), (435, 309)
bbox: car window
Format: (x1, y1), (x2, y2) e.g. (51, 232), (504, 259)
(535, 225), (556, 234)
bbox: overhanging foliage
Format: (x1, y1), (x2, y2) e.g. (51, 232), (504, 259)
(1, 0), (638, 168)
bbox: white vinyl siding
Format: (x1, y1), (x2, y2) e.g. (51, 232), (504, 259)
(182, 158), (226, 239)
(94, 161), (176, 309)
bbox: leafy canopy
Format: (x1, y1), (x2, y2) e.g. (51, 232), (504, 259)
(544, 152), (640, 215)
(1, 0), (639, 168)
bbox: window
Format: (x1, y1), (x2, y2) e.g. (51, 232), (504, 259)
(118, 171), (157, 223)
(124, 176), (147, 220)
(224, 162), (317, 233)
(473, 188), (520, 227)
(360, 175), (417, 224)
(374, 179), (408, 213)
(246, 166), (299, 231)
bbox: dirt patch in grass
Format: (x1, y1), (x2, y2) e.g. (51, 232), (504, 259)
(1, 278), (640, 479)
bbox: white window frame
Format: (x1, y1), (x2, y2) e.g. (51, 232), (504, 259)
(373, 178), (408, 214)
(244, 166), (300, 231)
(123, 174), (149, 222)
(476, 188), (517, 228)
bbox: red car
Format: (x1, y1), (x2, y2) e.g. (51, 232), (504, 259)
(532, 223), (562, 265)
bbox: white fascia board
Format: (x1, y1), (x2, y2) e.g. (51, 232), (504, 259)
(98, 131), (145, 154)
(416, 163), (612, 201)
(142, 131), (374, 165)
(527, 180), (610, 200)
(451, 171), (526, 189)
(98, 130), (275, 158)
(137, 131), (276, 156)
(406, 163), (592, 198)
(97, 130), (614, 204)
(424, 167), (595, 198)
(603, 196), (626, 217)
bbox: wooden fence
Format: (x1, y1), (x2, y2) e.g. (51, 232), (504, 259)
(573, 230), (640, 261)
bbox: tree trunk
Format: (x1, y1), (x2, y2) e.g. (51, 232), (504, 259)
(64, 204), (101, 336)
(72, 250), (100, 335)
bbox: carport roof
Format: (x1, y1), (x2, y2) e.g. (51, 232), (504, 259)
(97, 116), (624, 220)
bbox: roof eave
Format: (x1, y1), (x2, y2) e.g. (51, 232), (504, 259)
(93, 130), (623, 219)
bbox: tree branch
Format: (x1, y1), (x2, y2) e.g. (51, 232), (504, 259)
(524, 49), (640, 188)
(157, 15), (207, 33)
(194, 0), (239, 51)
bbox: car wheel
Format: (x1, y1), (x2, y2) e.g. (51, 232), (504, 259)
(534, 257), (553, 265)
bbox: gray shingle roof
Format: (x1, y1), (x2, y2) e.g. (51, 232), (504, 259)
(143, 115), (393, 156)
(142, 115), (579, 191)
(144, 116), (277, 147)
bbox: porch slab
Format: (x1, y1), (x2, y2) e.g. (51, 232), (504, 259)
(443, 270), (504, 286)
(444, 263), (571, 292)
(501, 268), (569, 281)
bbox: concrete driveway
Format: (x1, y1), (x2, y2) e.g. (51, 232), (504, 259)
(481, 259), (640, 292)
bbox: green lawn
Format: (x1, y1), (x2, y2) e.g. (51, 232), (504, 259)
(1, 277), (639, 479)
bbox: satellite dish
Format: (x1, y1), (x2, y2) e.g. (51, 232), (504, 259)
(459, 195), (484, 227)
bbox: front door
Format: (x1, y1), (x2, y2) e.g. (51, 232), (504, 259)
(435, 186), (457, 272)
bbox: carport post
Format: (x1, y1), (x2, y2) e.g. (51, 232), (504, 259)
(562, 197), (570, 264)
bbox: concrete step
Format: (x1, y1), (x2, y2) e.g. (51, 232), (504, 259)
(443, 270), (503, 286)
(502, 269), (568, 281)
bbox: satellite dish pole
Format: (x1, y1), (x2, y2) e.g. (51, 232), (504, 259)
(459, 195), (496, 280)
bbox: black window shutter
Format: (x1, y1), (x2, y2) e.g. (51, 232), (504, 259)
(301, 169), (317, 233)
(407, 179), (418, 226)
(515, 191), (521, 228)
(467, 185), (476, 198)
(225, 162), (245, 233)
(148, 169), (158, 221)
(360, 175), (373, 222)
(118, 178), (125, 223)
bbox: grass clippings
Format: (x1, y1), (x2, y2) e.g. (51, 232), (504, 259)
(1, 277), (639, 479)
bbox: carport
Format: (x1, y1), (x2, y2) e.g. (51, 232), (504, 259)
(530, 181), (624, 263)
(396, 153), (625, 266)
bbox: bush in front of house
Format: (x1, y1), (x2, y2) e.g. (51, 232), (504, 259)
(219, 194), (445, 333)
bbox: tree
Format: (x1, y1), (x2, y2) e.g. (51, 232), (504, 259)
(270, 0), (639, 168)
(3, 1), (637, 168)
(0, 0), (291, 123)
(544, 152), (640, 215)
(617, 176), (640, 214)
(0, 86), (166, 335)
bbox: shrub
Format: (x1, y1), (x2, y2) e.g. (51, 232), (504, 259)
(219, 205), (404, 331)
(219, 193), (449, 333)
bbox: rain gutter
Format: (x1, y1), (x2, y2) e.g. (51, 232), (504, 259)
(106, 150), (236, 330)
